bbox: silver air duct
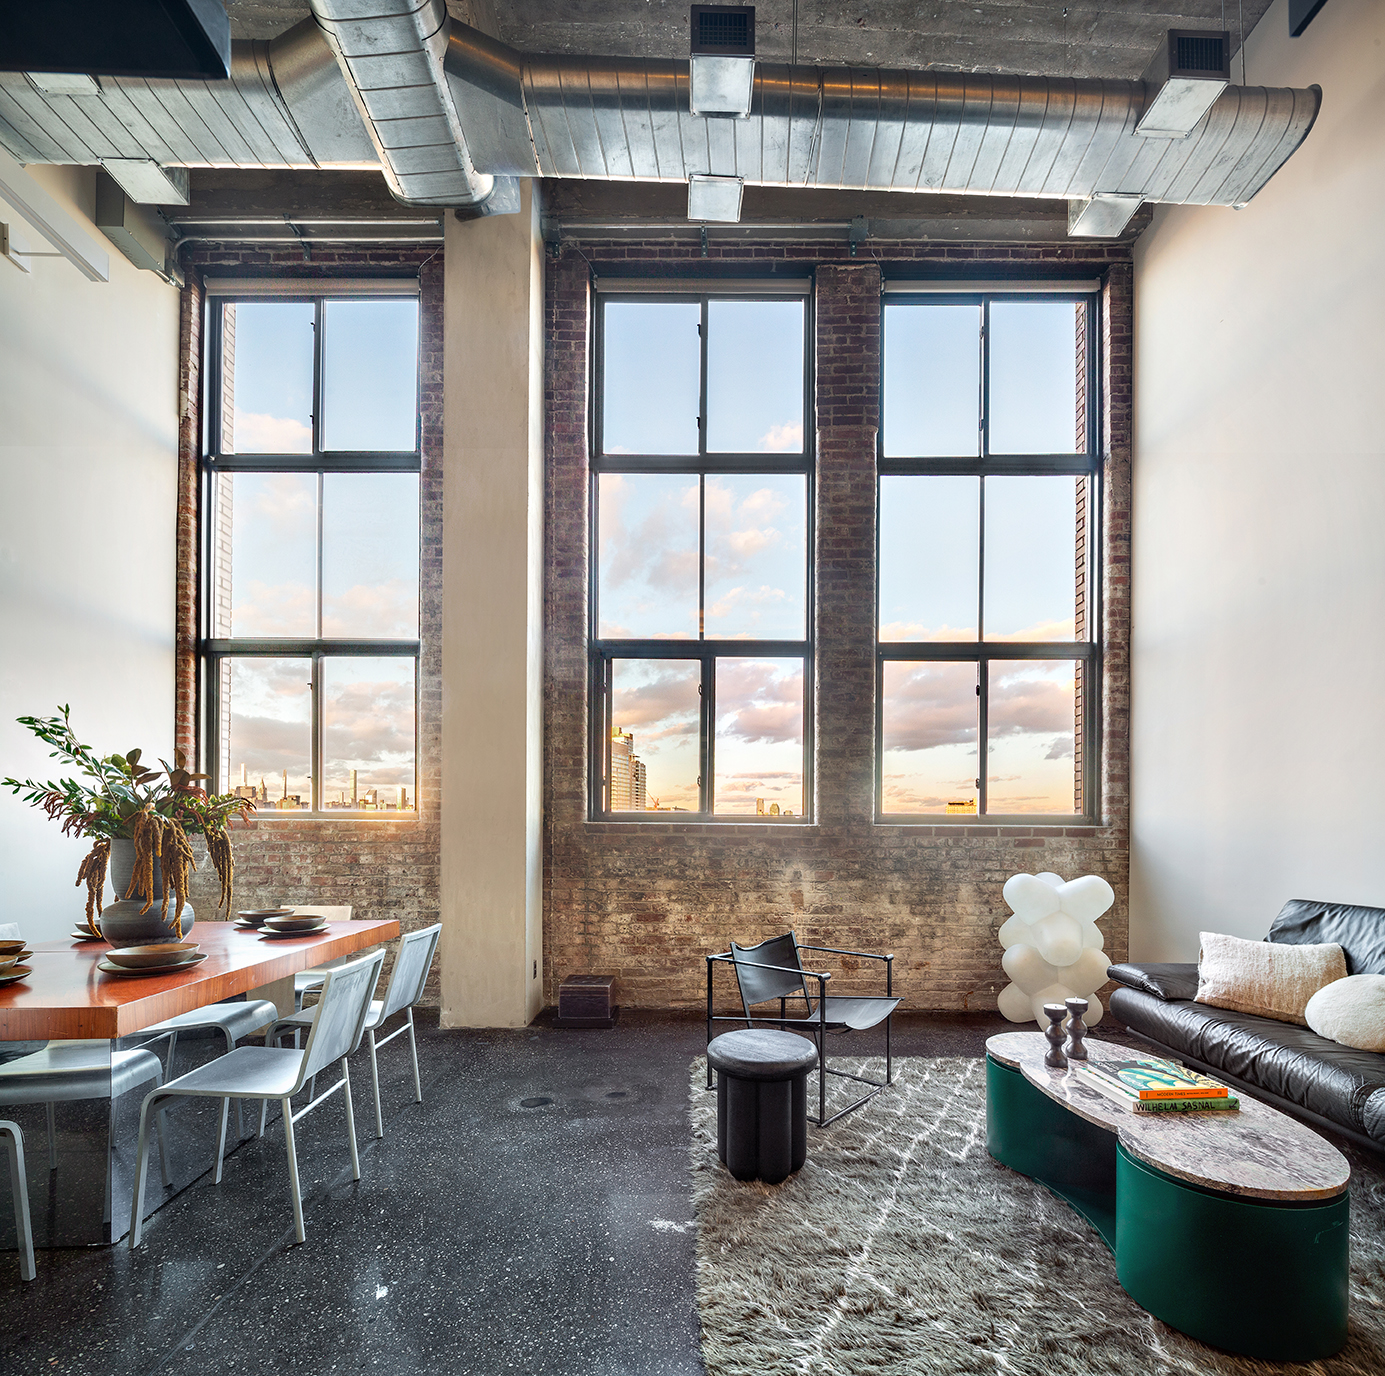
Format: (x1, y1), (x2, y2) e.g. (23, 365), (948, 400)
(0, 17), (1320, 232)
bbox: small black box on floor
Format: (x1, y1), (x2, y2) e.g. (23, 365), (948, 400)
(556, 975), (619, 1029)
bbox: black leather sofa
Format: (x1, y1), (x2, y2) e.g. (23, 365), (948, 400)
(1108, 898), (1385, 1154)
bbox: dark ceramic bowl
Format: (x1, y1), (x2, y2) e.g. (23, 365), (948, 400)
(236, 909), (294, 928)
(0, 940), (25, 958)
(106, 942), (201, 969)
(262, 915), (327, 933)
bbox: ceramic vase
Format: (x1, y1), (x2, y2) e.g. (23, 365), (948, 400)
(99, 837), (194, 945)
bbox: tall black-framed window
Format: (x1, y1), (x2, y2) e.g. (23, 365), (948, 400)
(877, 287), (1102, 822)
(590, 284), (814, 821)
(200, 283), (422, 816)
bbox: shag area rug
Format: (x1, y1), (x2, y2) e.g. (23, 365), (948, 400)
(689, 1056), (1385, 1376)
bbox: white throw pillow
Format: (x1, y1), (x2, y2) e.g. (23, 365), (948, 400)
(1305, 975), (1385, 1053)
(1195, 931), (1347, 1026)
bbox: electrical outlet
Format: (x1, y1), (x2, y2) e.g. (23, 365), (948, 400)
(533, 960), (538, 979)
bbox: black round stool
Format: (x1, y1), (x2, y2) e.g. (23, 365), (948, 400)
(707, 1030), (818, 1184)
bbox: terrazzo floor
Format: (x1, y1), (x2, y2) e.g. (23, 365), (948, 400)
(0, 1010), (1137, 1376)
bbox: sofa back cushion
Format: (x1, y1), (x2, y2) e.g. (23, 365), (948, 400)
(1196, 931), (1347, 1026)
(1268, 899), (1385, 975)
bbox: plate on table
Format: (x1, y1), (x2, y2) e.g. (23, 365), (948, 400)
(258, 925), (328, 941)
(97, 953), (209, 978)
(0, 964), (33, 985)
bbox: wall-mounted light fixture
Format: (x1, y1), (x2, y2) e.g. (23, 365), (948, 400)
(690, 5), (755, 118)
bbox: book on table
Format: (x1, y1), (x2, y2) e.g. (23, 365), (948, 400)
(1070, 1058), (1239, 1113)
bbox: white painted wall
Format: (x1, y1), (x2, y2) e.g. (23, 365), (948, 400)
(1130, 0), (1385, 959)
(0, 166), (180, 944)
(439, 184), (545, 1025)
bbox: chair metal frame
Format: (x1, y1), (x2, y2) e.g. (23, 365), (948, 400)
(128, 949), (385, 1248)
(0, 1120), (35, 1281)
(706, 933), (897, 1127)
(267, 923), (441, 1138)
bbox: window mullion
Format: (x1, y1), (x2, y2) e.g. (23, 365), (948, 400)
(311, 652), (321, 815)
(977, 656), (989, 817)
(702, 655), (714, 817)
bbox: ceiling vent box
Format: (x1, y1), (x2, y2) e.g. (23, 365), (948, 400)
(690, 5), (755, 118)
(94, 170), (171, 274)
(1136, 30), (1230, 138)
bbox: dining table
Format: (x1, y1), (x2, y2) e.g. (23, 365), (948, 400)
(0, 917), (400, 1247)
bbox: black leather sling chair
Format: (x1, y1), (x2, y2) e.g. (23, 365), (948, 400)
(706, 933), (901, 1126)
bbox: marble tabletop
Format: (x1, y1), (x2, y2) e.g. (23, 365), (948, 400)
(987, 1031), (1350, 1201)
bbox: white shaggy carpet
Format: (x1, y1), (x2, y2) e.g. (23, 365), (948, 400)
(689, 1056), (1385, 1376)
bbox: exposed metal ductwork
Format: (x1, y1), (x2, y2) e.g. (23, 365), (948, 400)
(0, 13), (1320, 232)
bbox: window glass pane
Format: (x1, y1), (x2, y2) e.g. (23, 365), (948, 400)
(714, 658), (803, 817)
(221, 302), (314, 454)
(878, 475), (979, 641)
(987, 660), (1078, 814)
(322, 658), (416, 811)
(880, 661), (978, 815)
(602, 301), (701, 455)
(882, 304), (981, 457)
(609, 660), (701, 812)
(322, 473), (419, 638)
(704, 474), (807, 639)
(988, 301), (1082, 455)
(984, 475), (1080, 641)
(706, 300), (804, 453)
(224, 658), (312, 811)
(217, 472), (317, 638)
(597, 473), (699, 639)
(321, 299), (419, 451)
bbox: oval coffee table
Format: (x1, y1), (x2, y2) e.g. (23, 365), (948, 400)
(986, 1031), (1350, 1362)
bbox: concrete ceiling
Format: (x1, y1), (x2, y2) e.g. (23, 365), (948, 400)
(224, 1), (1273, 79)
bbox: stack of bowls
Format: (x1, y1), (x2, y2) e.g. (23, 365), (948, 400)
(235, 908), (295, 930)
(0, 939), (33, 985)
(260, 913), (329, 939)
(104, 942), (201, 970)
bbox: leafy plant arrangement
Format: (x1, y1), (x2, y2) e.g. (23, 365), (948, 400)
(3, 706), (255, 924)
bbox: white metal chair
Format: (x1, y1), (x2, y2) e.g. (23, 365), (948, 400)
(268, 923), (441, 1138)
(1, 1120), (35, 1281)
(0, 1042), (172, 1219)
(285, 906), (354, 1009)
(129, 948), (385, 1247)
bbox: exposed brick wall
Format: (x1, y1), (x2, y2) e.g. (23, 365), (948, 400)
(544, 239), (1134, 1013)
(176, 246), (443, 1001)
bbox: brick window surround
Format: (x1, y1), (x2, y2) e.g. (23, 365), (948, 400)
(176, 246), (442, 1000)
(545, 243), (1132, 1012)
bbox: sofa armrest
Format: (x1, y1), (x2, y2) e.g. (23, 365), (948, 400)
(1106, 962), (1199, 1002)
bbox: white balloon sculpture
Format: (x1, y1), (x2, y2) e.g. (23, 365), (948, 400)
(996, 870), (1115, 1029)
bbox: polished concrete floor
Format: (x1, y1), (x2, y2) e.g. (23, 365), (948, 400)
(0, 1010), (1139, 1376)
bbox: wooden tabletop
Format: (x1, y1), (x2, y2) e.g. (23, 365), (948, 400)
(0, 919), (401, 1041)
(987, 1031), (1350, 1201)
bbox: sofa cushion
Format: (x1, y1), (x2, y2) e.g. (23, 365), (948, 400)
(1110, 985), (1385, 1140)
(1306, 975), (1385, 1052)
(1268, 898), (1385, 975)
(1195, 930), (1346, 1026)
(1106, 962), (1199, 1001)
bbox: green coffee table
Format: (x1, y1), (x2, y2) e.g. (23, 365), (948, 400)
(986, 1032), (1351, 1362)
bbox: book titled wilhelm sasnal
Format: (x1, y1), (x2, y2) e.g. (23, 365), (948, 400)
(1071, 1058), (1239, 1113)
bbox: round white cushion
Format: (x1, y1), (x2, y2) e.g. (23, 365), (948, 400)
(1304, 975), (1385, 1053)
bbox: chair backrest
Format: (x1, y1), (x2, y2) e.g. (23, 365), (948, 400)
(297, 950), (385, 1086)
(729, 934), (808, 1008)
(291, 906), (353, 922)
(0, 923), (20, 941)
(381, 923), (442, 1020)
(1268, 899), (1385, 975)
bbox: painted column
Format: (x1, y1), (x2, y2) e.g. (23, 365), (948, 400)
(440, 183), (544, 1026)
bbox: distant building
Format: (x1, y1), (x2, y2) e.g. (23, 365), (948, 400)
(946, 799), (978, 814)
(609, 729), (647, 811)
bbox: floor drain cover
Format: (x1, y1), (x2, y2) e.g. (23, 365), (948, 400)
(520, 1096), (554, 1108)
(605, 1090), (629, 1100)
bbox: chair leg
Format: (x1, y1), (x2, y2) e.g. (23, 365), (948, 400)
(213, 1098), (230, 1184)
(45, 1102), (56, 1171)
(3, 1128), (35, 1282)
(102, 1096), (116, 1227)
(155, 1101), (173, 1189)
(885, 1011), (893, 1086)
(407, 1008), (422, 1103)
(367, 1029), (383, 1139)
(128, 1091), (164, 1250)
(342, 1059), (361, 1181)
(817, 1030), (826, 1126)
(224, 1029), (244, 1141)
(164, 1030), (180, 1083)
(258, 1097), (269, 1138)
(282, 1099), (305, 1244)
